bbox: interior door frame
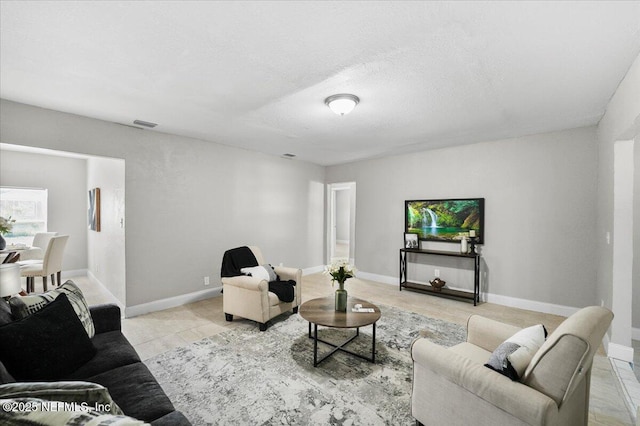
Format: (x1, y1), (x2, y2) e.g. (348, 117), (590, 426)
(327, 182), (356, 264)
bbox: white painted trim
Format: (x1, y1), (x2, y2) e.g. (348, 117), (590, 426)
(602, 331), (611, 354)
(608, 342), (634, 362)
(120, 268), (621, 338)
(484, 293), (580, 317)
(86, 270), (125, 311)
(336, 239), (349, 245)
(126, 267), (321, 318)
(62, 269), (88, 279)
(632, 327), (640, 341)
(356, 271), (397, 286)
(125, 286), (222, 318)
(303, 265), (325, 275)
(353, 270), (582, 317)
(357, 270), (617, 353)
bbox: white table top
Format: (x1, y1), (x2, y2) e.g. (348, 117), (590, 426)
(0, 246), (31, 253)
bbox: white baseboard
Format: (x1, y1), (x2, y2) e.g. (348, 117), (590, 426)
(603, 331), (611, 354)
(608, 342), (634, 362)
(62, 269), (88, 279)
(86, 270), (125, 311)
(356, 271), (397, 286)
(303, 265), (325, 275)
(125, 267), (319, 318)
(484, 293), (580, 317)
(352, 270), (582, 317)
(118, 267), (632, 338)
(125, 286), (222, 318)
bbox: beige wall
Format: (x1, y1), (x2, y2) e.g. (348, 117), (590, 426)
(335, 189), (350, 242)
(0, 149), (88, 272)
(87, 156), (126, 305)
(327, 126), (599, 310)
(634, 138), (640, 331)
(0, 99), (326, 308)
(596, 52), (640, 347)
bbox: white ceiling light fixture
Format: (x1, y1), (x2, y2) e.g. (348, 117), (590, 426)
(325, 94), (360, 116)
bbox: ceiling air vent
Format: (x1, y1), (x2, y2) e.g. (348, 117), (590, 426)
(133, 119), (158, 128)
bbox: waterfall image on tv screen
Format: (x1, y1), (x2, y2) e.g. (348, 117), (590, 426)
(405, 198), (484, 243)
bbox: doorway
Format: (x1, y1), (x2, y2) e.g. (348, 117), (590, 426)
(328, 182), (356, 264)
(0, 143), (126, 307)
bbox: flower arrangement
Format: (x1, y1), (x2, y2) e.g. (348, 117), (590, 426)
(0, 216), (15, 235)
(324, 259), (357, 286)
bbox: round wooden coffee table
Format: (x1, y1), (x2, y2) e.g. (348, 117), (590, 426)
(299, 296), (381, 367)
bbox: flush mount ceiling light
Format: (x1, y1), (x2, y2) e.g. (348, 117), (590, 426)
(324, 94), (359, 116)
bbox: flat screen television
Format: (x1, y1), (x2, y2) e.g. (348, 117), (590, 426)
(405, 198), (484, 244)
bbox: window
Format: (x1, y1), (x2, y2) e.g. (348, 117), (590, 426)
(0, 187), (48, 246)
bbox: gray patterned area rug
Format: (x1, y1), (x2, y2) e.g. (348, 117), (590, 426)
(145, 304), (465, 425)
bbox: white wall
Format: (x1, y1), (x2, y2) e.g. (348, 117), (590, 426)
(610, 140), (634, 358)
(327, 126), (599, 309)
(596, 52), (640, 350)
(0, 99), (326, 309)
(87, 156), (126, 305)
(335, 189), (350, 242)
(0, 149), (88, 272)
(634, 138), (640, 332)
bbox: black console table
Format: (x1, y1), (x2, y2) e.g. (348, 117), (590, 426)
(399, 248), (480, 306)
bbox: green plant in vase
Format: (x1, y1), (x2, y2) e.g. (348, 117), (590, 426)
(324, 259), (357, 312)
(0, 216), (15, 250)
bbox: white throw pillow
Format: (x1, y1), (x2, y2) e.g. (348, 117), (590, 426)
(8, 281), (95, 338)
(240, 265), (275, 282)
(485, 324), (547, 380)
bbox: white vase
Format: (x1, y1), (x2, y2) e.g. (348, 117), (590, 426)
(460, 237), (468, 254)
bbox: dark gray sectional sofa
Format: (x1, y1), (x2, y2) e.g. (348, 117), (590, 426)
(0, 302), (190, 425)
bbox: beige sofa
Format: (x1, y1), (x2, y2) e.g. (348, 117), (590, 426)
(411, 306), (613, 426)
(222, 246), (302, 331)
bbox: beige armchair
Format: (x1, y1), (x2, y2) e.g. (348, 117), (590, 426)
(411, 306), (613, 426)
(222, 246), (302, 331)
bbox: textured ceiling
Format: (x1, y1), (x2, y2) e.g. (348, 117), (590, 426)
(1, 1), (639, 165)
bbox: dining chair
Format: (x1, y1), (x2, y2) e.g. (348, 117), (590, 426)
(1, 251), (20, 264)
(18, 232), (58, 261)
(19, 235), (69, 293)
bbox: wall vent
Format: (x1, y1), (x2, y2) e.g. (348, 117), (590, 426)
(115, 122), (143, 130)
(133, 119), (158, 128)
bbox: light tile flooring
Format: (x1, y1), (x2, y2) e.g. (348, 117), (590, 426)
(60, 274), (636, 425)
(332, 241), (349, 260)
(610, 358), (640, 424)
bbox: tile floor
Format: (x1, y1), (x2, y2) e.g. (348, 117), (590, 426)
(610, 357), (640, 424)
(62, 273), (636, 425)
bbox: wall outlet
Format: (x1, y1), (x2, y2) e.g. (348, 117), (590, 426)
(434, 269), (440, 278)
(204, 276), (210, 286)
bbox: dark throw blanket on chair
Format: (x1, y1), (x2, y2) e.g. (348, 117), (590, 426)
(267, 280), (296, 303)
(221, 246), (296, 303)
(221, 246), (258, 278)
